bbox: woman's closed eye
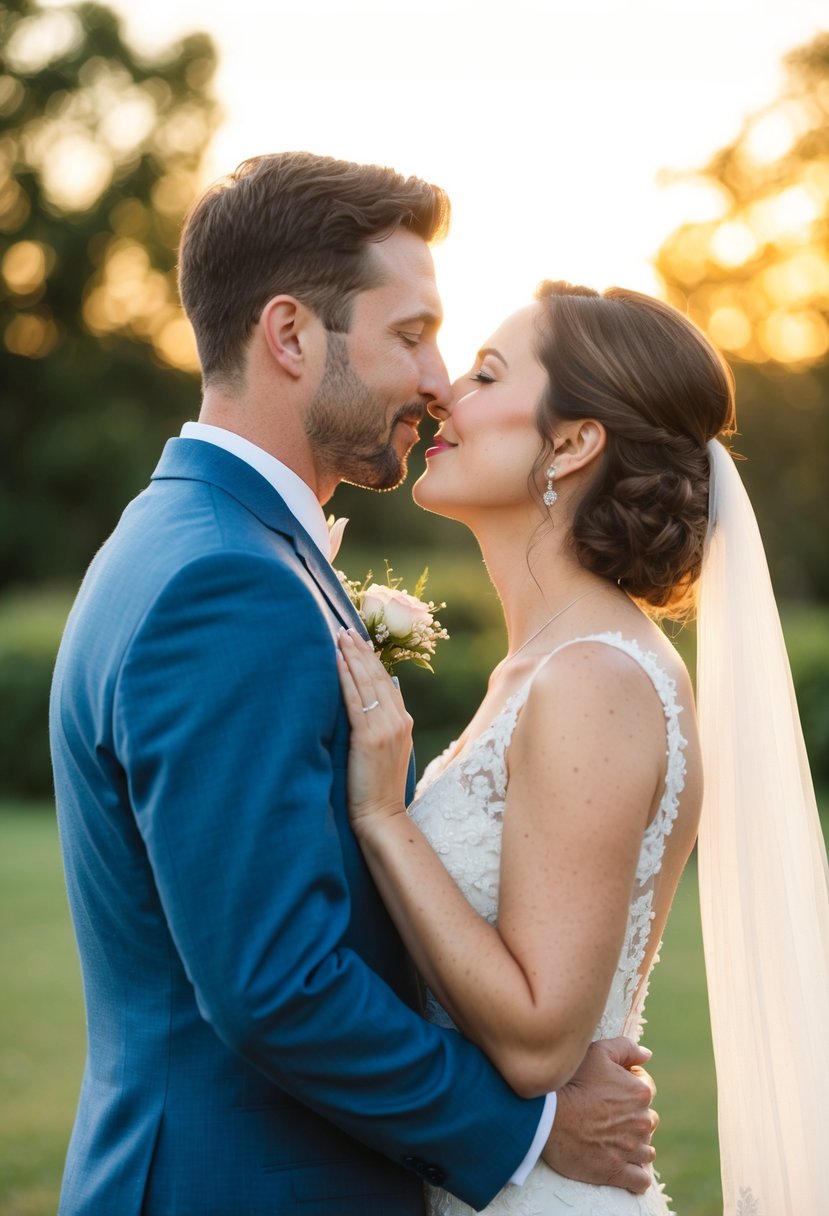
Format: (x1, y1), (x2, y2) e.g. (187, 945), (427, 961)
(471, 369), (495, 384)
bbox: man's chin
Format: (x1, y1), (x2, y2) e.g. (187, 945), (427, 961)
(340, 452), (408, 492)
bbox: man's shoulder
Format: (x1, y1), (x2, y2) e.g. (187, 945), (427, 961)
(120, 471), (297, 566)
(150, 437), (303, 544)
(70, 480), (308, 650)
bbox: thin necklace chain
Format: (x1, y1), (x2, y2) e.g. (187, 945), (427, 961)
(509, 588), (601, 660)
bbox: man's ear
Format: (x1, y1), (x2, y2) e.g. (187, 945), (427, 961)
(260, 296), (320, 379)
(552, 419), (607, 478)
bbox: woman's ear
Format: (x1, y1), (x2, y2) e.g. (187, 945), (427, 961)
(552, 419), (606, 478)
(259, 296), (320, 378)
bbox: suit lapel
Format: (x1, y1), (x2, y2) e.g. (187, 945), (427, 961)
(151, 438), (369, 636)
(290, 527), (370, 639)
(152, 439), (412, 789)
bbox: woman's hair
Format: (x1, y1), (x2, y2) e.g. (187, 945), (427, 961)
(533, 280), (736, 617)
(178, 151), (450, 386)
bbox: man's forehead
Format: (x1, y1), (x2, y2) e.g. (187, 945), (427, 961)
(366, 230), (442, 314)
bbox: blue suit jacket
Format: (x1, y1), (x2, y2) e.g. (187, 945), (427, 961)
(50, 438), (543, 1215)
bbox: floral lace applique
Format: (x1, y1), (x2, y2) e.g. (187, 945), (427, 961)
(597, 890), (656, 1041)
(426, 1162), (676, 1216)
(736, 1186), (760, 1215)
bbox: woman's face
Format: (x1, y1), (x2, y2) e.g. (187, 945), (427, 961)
(413, 304), (550, 523)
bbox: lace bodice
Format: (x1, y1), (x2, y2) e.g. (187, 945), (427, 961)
(409, 633), (685, 1216)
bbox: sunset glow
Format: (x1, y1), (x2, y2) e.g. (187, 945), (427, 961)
(12, 0), (829, 373)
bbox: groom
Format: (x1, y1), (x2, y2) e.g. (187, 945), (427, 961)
(50, 152), (657, 1215)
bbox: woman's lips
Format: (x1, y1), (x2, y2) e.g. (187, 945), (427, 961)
(425, 438), (456, 459)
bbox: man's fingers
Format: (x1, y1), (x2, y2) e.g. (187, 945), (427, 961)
(611, 1163), (653, 1196)
(629, 1064), (657, 1103)
(624, 1137), (657, 1165)
(602, 1036), (652, 1070)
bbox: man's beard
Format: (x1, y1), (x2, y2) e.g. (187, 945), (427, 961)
(304, 333), (423, 491)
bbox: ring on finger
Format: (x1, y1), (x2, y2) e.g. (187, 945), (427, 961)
(361, 700), (381, 713)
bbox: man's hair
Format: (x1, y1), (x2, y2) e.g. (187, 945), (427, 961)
(178, 151), (450, 385)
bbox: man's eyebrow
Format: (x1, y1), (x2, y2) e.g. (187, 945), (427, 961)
(478, 346), (508, 368)
(396, 309), (443, 328)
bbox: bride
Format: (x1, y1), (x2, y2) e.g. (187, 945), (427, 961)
(337, 281), (829, 1215)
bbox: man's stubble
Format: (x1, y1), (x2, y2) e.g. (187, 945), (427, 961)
(304, 333), (423, 492)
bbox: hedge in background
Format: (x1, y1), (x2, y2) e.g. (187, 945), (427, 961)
(1, 579), (827, 801)
(0, 587), (74, 799)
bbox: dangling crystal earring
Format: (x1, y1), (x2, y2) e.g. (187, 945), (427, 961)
(543, 464), (557, 507)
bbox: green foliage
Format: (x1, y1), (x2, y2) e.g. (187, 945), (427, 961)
(782, 601), (829, 787)
(655, 30), (829, 365)
(725, 364), (829, 602)
(0, 585), (74, 797)
(0, 0), (217, 588)
(654, 29), (829, 601)
(4, 572), (829, 800)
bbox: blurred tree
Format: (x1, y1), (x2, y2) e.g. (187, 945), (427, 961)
(0, 0), (217, 587)
(655, 31), (829, 600)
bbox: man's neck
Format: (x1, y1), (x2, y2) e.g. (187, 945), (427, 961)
(181, 421), (333, 557)
(198, 393), (333, 502)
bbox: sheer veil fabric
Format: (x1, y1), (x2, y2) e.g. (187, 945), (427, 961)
(697, 439), (829, 1213)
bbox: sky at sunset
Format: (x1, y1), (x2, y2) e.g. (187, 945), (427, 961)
(47, 0), (829, 373)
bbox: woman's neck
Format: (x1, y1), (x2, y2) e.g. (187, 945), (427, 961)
(469, 509), (609, 658)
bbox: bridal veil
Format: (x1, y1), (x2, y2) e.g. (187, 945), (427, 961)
(696, 438), (829, 1213)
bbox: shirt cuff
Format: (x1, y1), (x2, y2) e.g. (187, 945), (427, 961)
(508, 1091), (557, 1185)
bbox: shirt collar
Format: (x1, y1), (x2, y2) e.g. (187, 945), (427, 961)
(180, 421), (331, 558)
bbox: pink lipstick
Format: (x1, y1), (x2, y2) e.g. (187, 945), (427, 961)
(425, 438), (455, 459)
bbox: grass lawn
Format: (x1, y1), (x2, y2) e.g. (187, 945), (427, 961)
(643, 862), (721, 1214)
(0, 803), (729, 1216)
(0, 805), (85, 1216)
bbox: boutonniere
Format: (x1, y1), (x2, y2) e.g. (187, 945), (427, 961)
(326, 516), (449, 674)
(327, 515), (349, 562)
(335, 562), (450, 675)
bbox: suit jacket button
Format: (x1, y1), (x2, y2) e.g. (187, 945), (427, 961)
(425, 1166), (446, 1185)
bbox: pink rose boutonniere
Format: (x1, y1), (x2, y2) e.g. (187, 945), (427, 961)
(337, 563), (450, 675)
(327, 515), (449, 674)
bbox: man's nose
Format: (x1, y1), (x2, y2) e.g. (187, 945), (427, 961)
(420, 348), (452, 412)
(429, 367), (473, 421)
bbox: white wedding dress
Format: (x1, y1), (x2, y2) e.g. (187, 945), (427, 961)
(409, 633), (684, 1216)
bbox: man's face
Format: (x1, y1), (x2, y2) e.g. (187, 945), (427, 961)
(304, 228), (450, 491)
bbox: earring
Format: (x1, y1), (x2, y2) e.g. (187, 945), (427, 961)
(543, 464), (557, 507)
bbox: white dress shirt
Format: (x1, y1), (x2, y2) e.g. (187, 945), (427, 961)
(178, 420), (556, 1183)
(181, 421), (331, 557)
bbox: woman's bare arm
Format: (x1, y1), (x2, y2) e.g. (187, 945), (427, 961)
(337, 631), (664, 1096)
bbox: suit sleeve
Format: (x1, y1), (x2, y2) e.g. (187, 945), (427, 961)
(113, 548), (544, 1209)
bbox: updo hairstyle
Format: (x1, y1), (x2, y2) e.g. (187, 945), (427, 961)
(534, 281), (736, 617)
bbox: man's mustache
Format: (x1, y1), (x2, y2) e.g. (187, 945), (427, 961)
(393, 402), (428, 430)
